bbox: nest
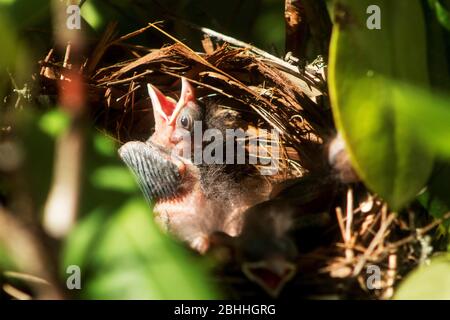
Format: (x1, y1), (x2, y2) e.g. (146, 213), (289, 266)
(39, 23), (333, 181)
(212, 186), (440, 299)
(36, 24), (443, 299)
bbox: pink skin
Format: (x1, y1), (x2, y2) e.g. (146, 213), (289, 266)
(147, 78), (249, 253)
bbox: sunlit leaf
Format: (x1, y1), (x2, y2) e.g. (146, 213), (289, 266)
(329, 0), (434, 209)
(38, 109), (70, 138)
(91, 166), (139, 192)
(391, 84), (450, 157)
(395, 254), (450, 299)
(81, 1), (104, 31)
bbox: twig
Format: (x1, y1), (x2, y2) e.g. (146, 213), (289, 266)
(105, 70), (153, 86)
(4, 271), (50, 285)
(3, 284), (32, 300)
(61, 43), (71, 80)
(40, 48), (54, 76)
(160, 70), (234, 99)
(335, 207), (346, 242)
(116, 84), (141, 103)
(353, 206), (395, 276)
(188, 23), (317, 81)
(43, 115), (85, 238)
(381, 251), (397, 299)
(86, 22), (118, 76)
(172, 18), (322, 95)
(345, 187), (354, 261)
(386, 211), (450, 250)
(111, 21), (163, 45)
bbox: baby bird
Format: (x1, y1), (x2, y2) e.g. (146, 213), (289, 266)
(119, 78), (270, 253)
(210, 175), (335, 297)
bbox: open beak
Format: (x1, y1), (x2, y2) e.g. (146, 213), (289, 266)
(147, 77), (196, 127)
(118, 78), (196, 202)
(242, 258), (297, 298)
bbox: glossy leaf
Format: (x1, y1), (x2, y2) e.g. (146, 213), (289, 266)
(390, 83), (450, 157)
(329, 0), (434, 209)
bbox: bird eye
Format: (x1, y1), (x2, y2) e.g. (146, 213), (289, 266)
(177, 113), (193, 131)
(180, 115), (190, 128)
(176, 105), (201, 131)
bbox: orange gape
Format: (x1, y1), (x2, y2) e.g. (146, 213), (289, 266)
(119, 78), (269, 253)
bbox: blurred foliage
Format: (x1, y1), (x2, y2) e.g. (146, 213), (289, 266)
(425, 0), (450, 90)
(13, 109), (221, 299)
(63, 197), (219, 299)
(329, 0), (450, 211)
(328, 0), (450, 297)
(329, 0), (435, 210)
(423, 164), (450, 219)
(0, 0), (288, 300)
(0, 0), (450, 300)
(394, 254), (450, 299)
(428, 0), (450, 31)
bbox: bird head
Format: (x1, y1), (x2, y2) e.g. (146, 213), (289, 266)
(147, 77), (202, 155)
(118, 78), (202, 202)
(118, 78), (274, 253)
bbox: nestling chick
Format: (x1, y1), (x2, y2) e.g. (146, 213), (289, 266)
(210, 175), (334, 297)
(119, 78), (270, 253)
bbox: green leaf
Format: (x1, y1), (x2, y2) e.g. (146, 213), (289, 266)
(424, 1), (450, 90)
(0, 0), (51, 31)
(425, 164), (450, 222)
(0, 12), (18, 68)
(80, 1), (104, 31)
(0, 244), (16, 271)
(329, 0), (434, 209)
(93, 133), (117, 157)
(428, 0), (450, 31)
(395, 254), (450, 299)
(390, 84), (450, 158)
(63, 198), (220, 299)
(38, 109), (70, 138)
(15, 110), (56, 209)
(90, 166), (139, 193)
